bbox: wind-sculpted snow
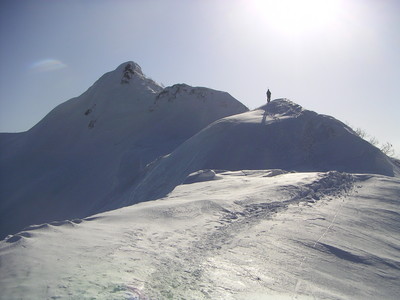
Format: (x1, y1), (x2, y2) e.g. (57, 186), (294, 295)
(1, 171), (399, 299)
(128, 98), (399, 205)
(0, 61), (248, 239)
(259, 98), (303, 117)
(183, 169), (219, 184)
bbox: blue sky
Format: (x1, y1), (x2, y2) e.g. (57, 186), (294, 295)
(0, 0), (399, 155)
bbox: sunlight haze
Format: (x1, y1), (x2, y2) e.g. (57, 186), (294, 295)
(0, 0), (399, 155)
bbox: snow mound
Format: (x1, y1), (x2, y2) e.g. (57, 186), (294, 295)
(127, 99), (399, 203)
(183, 169), (218, 184)
(260, 98), (303, 117)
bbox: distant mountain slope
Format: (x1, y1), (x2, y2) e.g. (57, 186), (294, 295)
(128, 99), (399, 204)
(0, 61), (248, 239)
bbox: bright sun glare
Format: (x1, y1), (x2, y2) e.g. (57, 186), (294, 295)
(245, 0), (343, 36)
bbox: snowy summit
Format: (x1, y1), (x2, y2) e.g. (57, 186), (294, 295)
(0, 61), (247, 239)
(0, 61), (399, 300)
(128, 98), (399, 204)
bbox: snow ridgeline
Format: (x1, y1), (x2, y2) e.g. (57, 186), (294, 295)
(124, 98), (399, 206)
(1, 170), (399, 299)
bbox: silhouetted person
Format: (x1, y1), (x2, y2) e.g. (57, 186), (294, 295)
(266, 89), (271, 103)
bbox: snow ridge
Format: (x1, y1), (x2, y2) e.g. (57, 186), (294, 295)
(261, 98), (304, 117)
(124, 99), (398, 207)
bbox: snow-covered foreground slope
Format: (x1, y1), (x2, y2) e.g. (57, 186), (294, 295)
(1, 171), (399, 299)
(0, 62), (247, 239)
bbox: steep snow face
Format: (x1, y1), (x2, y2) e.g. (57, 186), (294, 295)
(0, 61), (248, 239)
(1, 171), (399, 299)
(128, 99), (399, 203)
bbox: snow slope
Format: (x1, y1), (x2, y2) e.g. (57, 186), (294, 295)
(126, 99), (399, 204)
(0, 62), (248, 239)
(1, 170), (399, 299)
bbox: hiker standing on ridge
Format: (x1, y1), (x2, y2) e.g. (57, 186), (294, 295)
(266, 89), (271, 103)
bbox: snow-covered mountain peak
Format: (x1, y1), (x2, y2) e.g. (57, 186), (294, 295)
(263, 98), (304, 117)
(157, 83), (196, 97)
(116, 61), (143, 75)
(86, 61), (162, 95)
(118, 61), (146, 84)
(0, 62), (249, 238)
(128, 98), (399, 203)
(153, 83), (243, 111)
(156, 83), (219, 100)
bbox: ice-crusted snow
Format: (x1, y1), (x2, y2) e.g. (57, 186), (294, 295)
(1, 171), (399, 299)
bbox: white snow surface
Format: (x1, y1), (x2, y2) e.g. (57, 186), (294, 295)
(1, 170), (399, 299)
